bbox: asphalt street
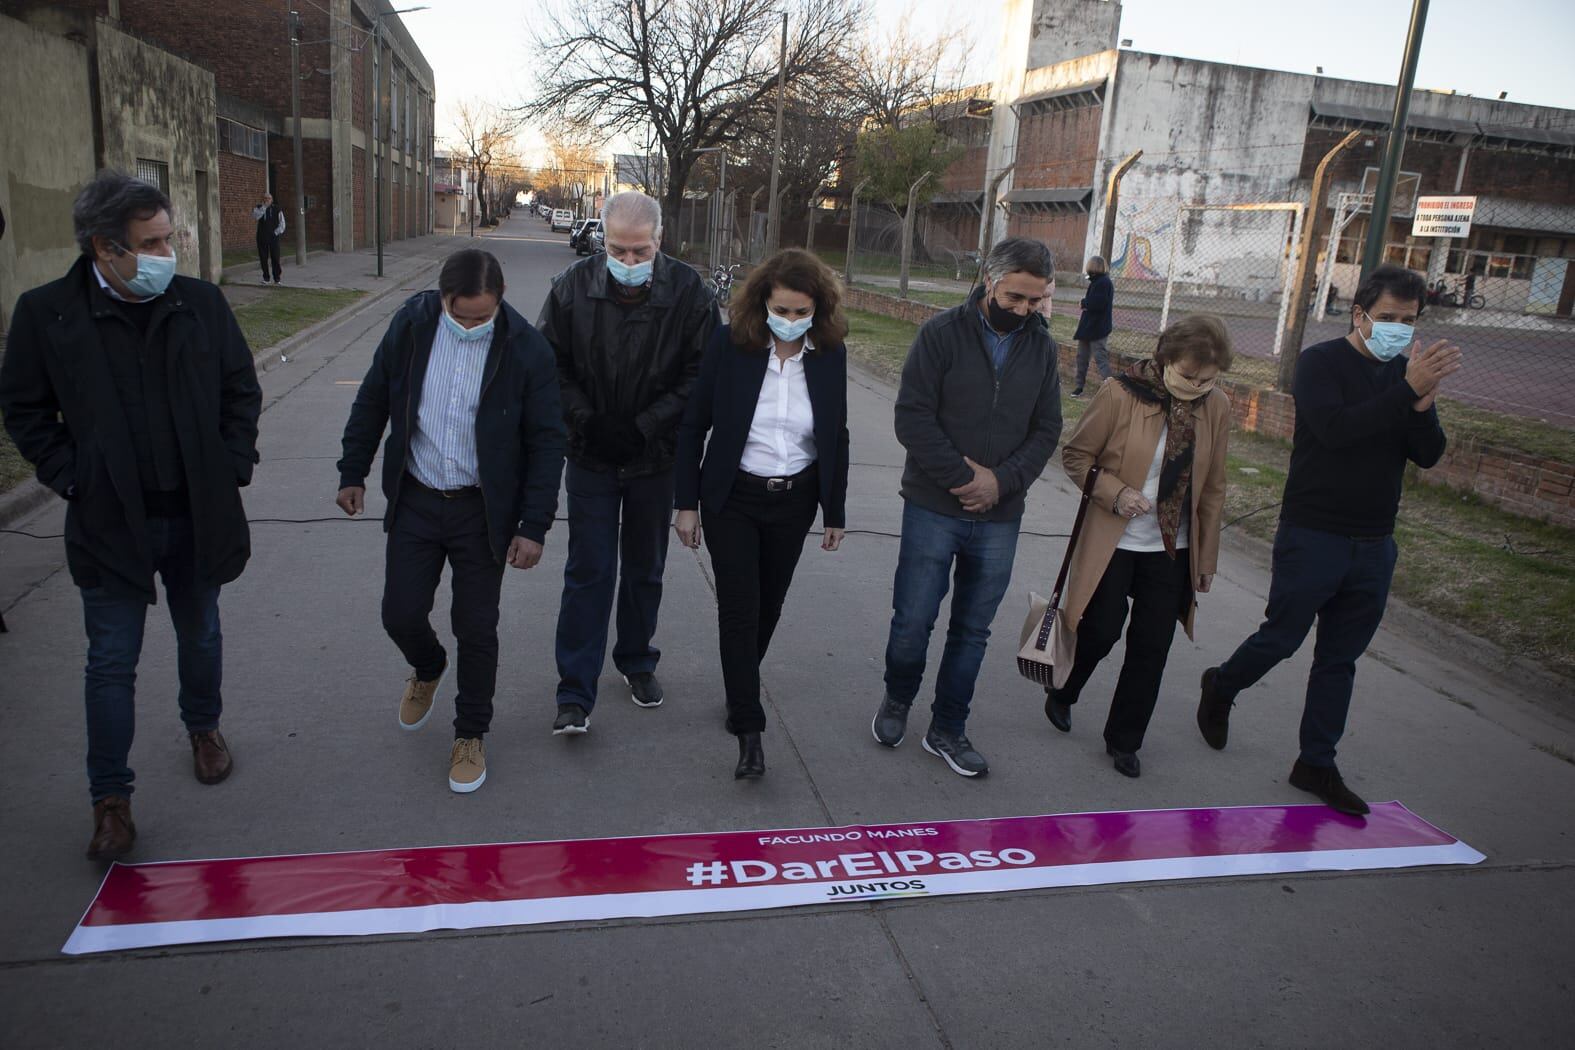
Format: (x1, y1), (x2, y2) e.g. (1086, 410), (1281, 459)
(0, 221), (1571, 1048)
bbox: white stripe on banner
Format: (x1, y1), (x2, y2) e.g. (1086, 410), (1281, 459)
(63, 802), (1485, 955)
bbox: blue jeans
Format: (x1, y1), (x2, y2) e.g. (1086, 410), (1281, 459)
(883, 501), (1021, 735)
(554, 463), (673, 709)
(79, 516), (223, 802)
(1216, 523), (1397, 767)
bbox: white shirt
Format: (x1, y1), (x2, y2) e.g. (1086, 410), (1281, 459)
(408, 317), (488, 489)
(1117, 423), (1190, 552)
(739, 338), (817, 477)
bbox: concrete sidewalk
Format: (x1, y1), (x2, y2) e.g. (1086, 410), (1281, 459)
(1, 229), (1571, 1048)
(222, 231), (471, 293)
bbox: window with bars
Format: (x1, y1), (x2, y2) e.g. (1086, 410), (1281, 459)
(135, 159), (169, 193)
(217, 118), (267, 161)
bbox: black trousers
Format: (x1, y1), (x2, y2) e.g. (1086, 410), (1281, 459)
(381, 482), (504, 738)
(1052, 547), (1192, 754)
(257, 234), (281, 281)
(704, 469), (820, 735)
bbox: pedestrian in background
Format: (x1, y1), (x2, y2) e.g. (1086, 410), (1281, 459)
(537, 190), (717, 736)
(1197, 264), (1457, 815)
(673, 249), (851, 780)
(1071, 255), (1114, 397)
(336, 248), (566, 794)
(1045, 315), (1233, 778)
(0, 171), (261, 861)
(871, 237), (1063, 778)
(253, 193), (285, 285)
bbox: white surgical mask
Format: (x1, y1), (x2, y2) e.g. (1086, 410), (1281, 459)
(766, 312), (813, 343)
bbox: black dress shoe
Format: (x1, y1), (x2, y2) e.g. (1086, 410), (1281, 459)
(1196, 667), (1235, 751)
(1106, 744), (1141, 778)
(1044, 689), (1072, 733)
(1289, 759), (1370, 816)
(735, 733), (765, 779)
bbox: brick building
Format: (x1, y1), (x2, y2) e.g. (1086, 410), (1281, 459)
(925, 0), (1575, 316)
(2, 0), (435, 258)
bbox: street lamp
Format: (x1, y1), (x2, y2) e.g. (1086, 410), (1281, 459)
(372, 4), (429, 277)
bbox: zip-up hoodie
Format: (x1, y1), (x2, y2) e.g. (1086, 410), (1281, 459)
(893, 288), (1063, 522)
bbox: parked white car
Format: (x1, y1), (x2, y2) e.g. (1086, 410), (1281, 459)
(551, 209), (573, 232)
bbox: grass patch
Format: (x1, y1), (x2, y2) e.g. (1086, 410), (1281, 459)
(844, 313), (1575, 683)
(232, 287), (365, 352)
(222, 248), (259, 270)
(1434, 399), (1575, 462)
(0, 412), (33, 494)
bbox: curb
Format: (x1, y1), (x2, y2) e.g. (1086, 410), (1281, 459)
(248, 255), (445, 375)
(0, 477), (55, 531)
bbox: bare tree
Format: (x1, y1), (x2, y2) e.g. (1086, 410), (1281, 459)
(453, 100), (521, 226)
(522, 0), (863, 244)
(848, 18), (973, 129)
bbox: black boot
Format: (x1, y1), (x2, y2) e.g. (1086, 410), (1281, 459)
(1289, 759), (1370, 816)
(735, 733), (765, 779)
(1196, 667), (1235, 751)
(1044, 688), (1072, 733)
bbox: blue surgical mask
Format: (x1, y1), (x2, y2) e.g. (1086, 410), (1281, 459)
(766, 312), (814, 342)
(607, 255), (653, 287)
(113, 245), (177, 299)
(1358, 313), (1414, 362)
(442, 307), (496, 343)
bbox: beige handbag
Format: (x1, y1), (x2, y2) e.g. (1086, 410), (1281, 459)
(1017, 464), (1101, 686)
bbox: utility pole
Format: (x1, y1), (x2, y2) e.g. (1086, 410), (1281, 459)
(1360, 0), (1430, 278)
(764, 12), (787, 253)
(373, 18), (384, 277)
(289, 10), (307, 265)
(1280, 130), (1362, 390)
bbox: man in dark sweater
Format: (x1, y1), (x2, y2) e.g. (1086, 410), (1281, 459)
(871, 237), (1063, 777)
(1196, 265), (1458, 815)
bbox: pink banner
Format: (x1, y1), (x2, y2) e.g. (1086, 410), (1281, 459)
(64, 802), (1482, 954)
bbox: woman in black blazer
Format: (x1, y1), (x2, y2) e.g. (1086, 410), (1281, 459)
(674, 249), (851, 780)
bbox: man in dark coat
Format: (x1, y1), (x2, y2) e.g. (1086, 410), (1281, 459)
(0, 172), (262, 861)
(1071, 255), (1114, 397)
(536, 190), (716, 735)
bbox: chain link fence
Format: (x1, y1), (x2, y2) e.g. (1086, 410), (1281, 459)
(1109, 183), (1575, 428)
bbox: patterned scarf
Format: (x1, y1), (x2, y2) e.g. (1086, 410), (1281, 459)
(1116, 359), (1198, 559)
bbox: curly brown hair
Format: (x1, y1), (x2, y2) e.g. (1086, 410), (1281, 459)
(1154, 313), (1234, 372)
(727, 249), (849, 352)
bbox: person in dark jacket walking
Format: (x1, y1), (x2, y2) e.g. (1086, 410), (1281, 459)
(1196, 264), (1458, 816)
(673, 249), (851, 780)
(253, 193), (286, 285)
(336, 249), (566, 793)
(870, 237), (1064, 777)
(537, 190), (716, 735)
(0, 172), (261, 861)
(1071, 255), (1113, 397)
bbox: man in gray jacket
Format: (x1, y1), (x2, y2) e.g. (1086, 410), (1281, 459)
(871, 237), (1063, 776)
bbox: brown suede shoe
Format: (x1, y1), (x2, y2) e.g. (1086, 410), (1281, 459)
(190, 729), (234, 784)
(87, 796), (136, 861)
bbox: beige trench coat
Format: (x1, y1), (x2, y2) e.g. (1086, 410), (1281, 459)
(1048, 377), (1231, 689)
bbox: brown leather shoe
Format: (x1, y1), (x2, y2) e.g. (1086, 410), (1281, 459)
(87, 796), (136, 861)
(190, 729), (234, 784)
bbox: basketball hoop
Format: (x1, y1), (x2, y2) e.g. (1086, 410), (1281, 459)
(1357, 168), (1422, 217)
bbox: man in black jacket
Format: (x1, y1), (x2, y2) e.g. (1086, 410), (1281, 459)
(337, 249), (565, 793)
(1197, 264), (1458, 816)
(537, 191), (716, 735)
(871, 237), (1064, 777)
(0, 172), (261, 861)
(1070, 255), (1113, 396)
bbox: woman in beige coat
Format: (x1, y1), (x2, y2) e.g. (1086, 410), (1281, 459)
(1045, 315), (1233, 778)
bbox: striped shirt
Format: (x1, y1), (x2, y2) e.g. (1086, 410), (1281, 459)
(408, 320), (489, 489)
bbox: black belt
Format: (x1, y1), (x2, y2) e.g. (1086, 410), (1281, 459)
(405, 473), (481, 500)
(734, 464), (817, 493)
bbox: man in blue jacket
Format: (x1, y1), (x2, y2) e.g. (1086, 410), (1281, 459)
(871, 237), (1064, 777)
(1197, 264), (1458, 815)
(336, 249), (566, 793)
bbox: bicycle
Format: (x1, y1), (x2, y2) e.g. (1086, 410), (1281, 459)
(1440, 290), (1487, 310)
(708, 263), (740, 306)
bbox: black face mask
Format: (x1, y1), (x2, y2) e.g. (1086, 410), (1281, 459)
(985, 294), (1029, 334)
